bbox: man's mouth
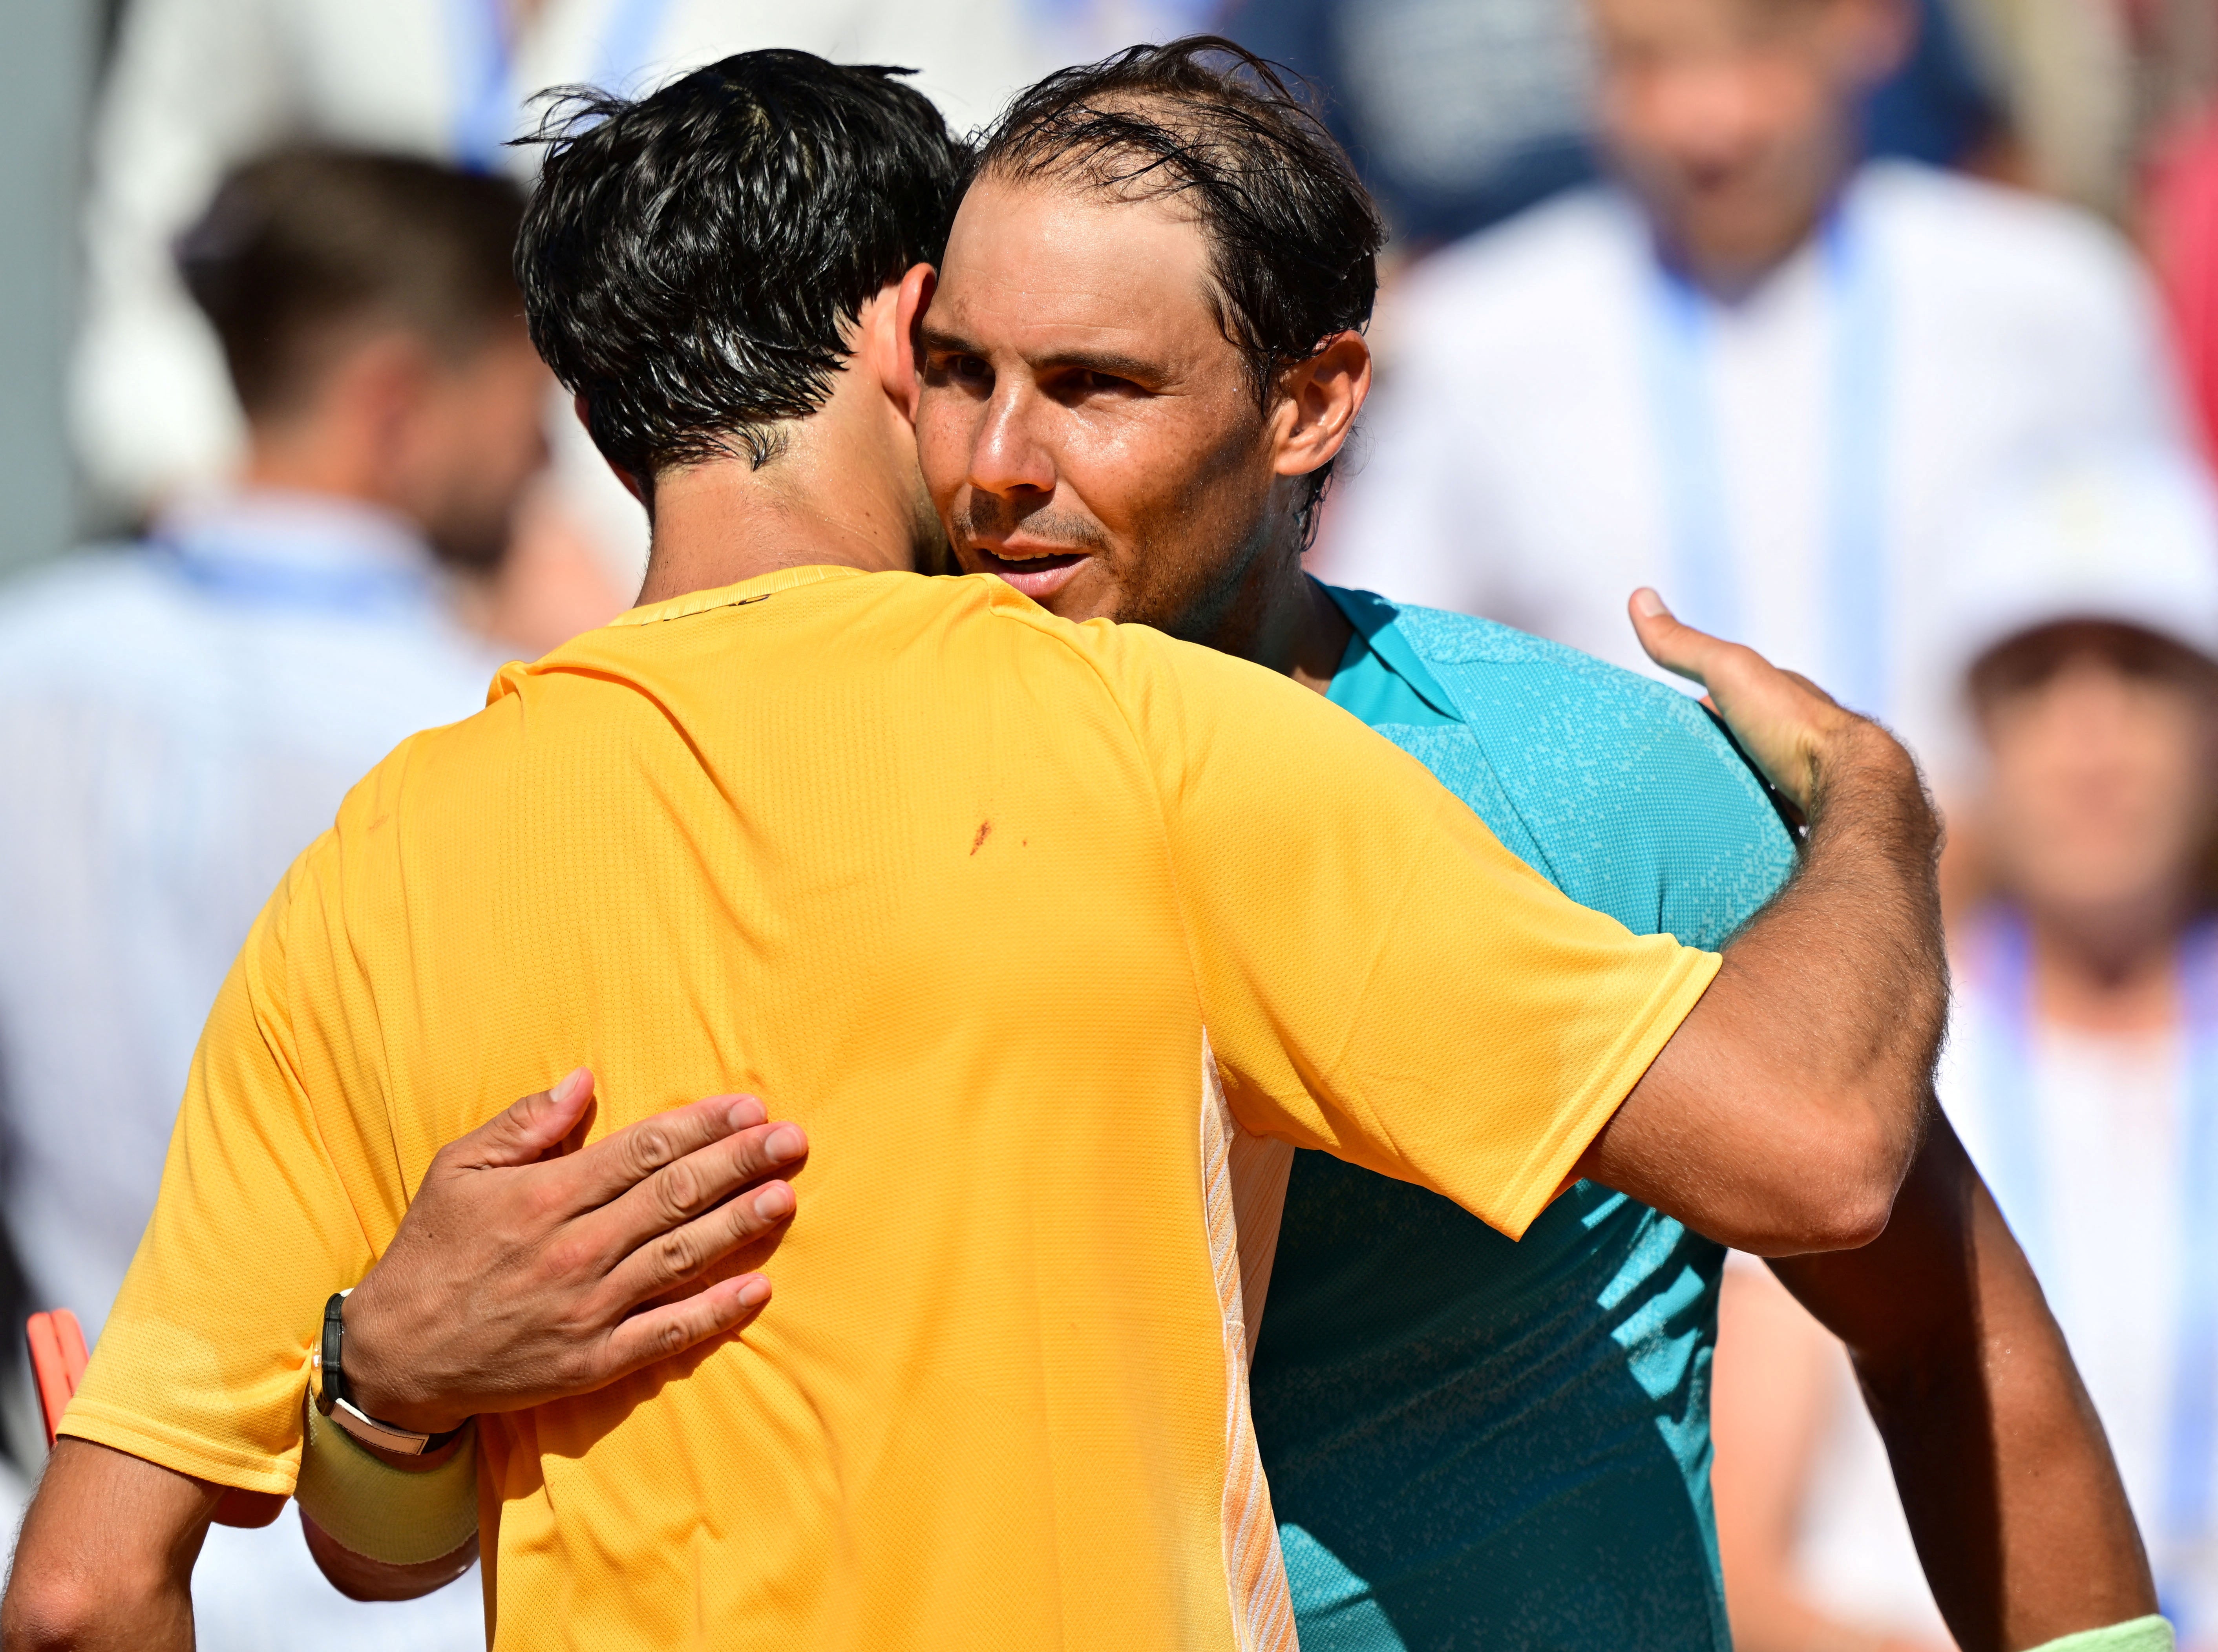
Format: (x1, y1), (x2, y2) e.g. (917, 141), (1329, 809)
(971, 545), (1091, 603)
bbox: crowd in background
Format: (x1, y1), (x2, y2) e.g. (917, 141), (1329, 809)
(4, 0), (2218, 1647)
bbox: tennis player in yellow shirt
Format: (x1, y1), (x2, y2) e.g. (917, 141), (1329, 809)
(7, 53), (1951, 1652)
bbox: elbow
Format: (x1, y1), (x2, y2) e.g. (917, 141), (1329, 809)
(4, 1572), (130, 1652)
(1735, 1099), (1917, 1256)
(1791, 1173), (1896, 1254)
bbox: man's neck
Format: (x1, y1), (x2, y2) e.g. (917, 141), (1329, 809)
(1189, 527), (1352, 700)
(241, 427), (386, 510)
(635, 418), (924, 607)
(2030, 901), (2197, 1036)
(1655, 192), (1838, 302)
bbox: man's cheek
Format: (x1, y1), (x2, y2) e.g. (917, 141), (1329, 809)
(912, 411), (965, 506)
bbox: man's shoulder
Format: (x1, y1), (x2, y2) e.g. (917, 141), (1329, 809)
(1346, 596), (1798, 944)
(0, 545), (186, 675)
(1363, 597), (1716, 736)
(1860, 161), (2145, 296)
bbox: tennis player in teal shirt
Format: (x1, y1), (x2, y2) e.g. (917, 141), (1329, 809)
(1260, 585), (1798, 1649)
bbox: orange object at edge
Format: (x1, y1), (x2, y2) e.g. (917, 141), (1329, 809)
(24, 1309), (87, 1449)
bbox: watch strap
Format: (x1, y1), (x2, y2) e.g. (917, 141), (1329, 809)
(312, 1289), (461, 1457)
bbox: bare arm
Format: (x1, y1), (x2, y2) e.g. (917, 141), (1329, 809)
(300, 1508), (477, 1603)
(1714, 1260), (1955, 1652)
(1573, 593), (1947, 1254)
(1772, 1116), (2155, 1652)
(2, 1440), (221, 1651)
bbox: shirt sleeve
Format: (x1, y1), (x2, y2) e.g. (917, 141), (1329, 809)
(59, 835), (388, 1494)
(1096, 622), (1721, 1242)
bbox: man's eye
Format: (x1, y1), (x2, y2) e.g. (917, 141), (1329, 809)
(1054, 369), (1140, 404)
(944, 355), (991, 388)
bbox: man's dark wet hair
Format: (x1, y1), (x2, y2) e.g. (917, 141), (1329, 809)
(518, 50), (972, 491)
(175, 148), (526, 420)
(976, 37), (1385, 530)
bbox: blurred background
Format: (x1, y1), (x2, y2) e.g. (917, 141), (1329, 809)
(6, 0), (2218, 1648)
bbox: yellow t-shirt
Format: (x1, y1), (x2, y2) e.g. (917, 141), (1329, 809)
(66, 566), (1719, 1652)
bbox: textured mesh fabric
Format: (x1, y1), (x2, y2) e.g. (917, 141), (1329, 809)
(67, 567), (1717, 1651)
(1255, 587), (1797, 1652)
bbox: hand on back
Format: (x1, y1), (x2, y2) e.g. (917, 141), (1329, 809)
(339, 1069), (806, 1436)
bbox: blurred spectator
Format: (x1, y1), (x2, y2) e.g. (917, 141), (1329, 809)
(1220, 0), (1992, 249)
(1222, 0), (1598, 247)
(73, 0), (1056, 605)
(1712, 447), (2218, 1650)
(0, 148), (546, 1652)
(1319, 0), (2192, 772)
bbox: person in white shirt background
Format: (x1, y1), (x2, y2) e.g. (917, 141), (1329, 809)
(72, 0), (1219, 632)
(1711, 445), (2218, 1652)
(0, 147), (553, 1652)
(1316, 0), (2195, 778)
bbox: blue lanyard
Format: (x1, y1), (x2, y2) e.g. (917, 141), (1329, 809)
(447, 0), (678, 172)
(1640, 205), (1892, 719)
(1977, 909), (2218, 1627)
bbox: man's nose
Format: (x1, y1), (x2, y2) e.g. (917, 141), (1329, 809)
(1650, 62), (1768, 170)
(968, 381), (1056, 499)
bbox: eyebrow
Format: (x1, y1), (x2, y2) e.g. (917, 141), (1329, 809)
(919, 324), (1162, 384)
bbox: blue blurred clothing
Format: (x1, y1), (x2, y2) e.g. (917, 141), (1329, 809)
(1254, 588), (1797, 1649)
(0, 489), (501, 1652)
(1220, 0), (1994, 245)
(1221, 0), (1595, 245)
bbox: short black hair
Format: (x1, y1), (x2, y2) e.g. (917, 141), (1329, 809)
(518, 50), (971, 486)
(976, 37), (1383, 528)
(175, 148), (526, 419)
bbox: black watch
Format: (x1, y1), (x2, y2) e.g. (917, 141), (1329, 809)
(314, 1290), (462, 1456)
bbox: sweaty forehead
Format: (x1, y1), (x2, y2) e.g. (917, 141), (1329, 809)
(934, 174), (1224, 359)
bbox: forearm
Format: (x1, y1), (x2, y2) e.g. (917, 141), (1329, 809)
(302, 1514), (478, 1603)
(294, 1389), (479, 1600)
(2, 1440), (220, 1652)
(1773, 1122), (2155, 1650)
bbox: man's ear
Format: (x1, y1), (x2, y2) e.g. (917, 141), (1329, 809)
(883, 262), (937, 425)
(574, 392), (647, 506)
(1272, 331), (1372, 481)
(341, 331), (437, 470)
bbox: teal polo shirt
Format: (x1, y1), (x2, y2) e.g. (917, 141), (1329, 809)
(1255, 587), (1798, 1650)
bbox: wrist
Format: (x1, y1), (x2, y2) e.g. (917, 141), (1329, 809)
(1805, 718), (1929, 835)
(337, 1288), (466, 1438)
